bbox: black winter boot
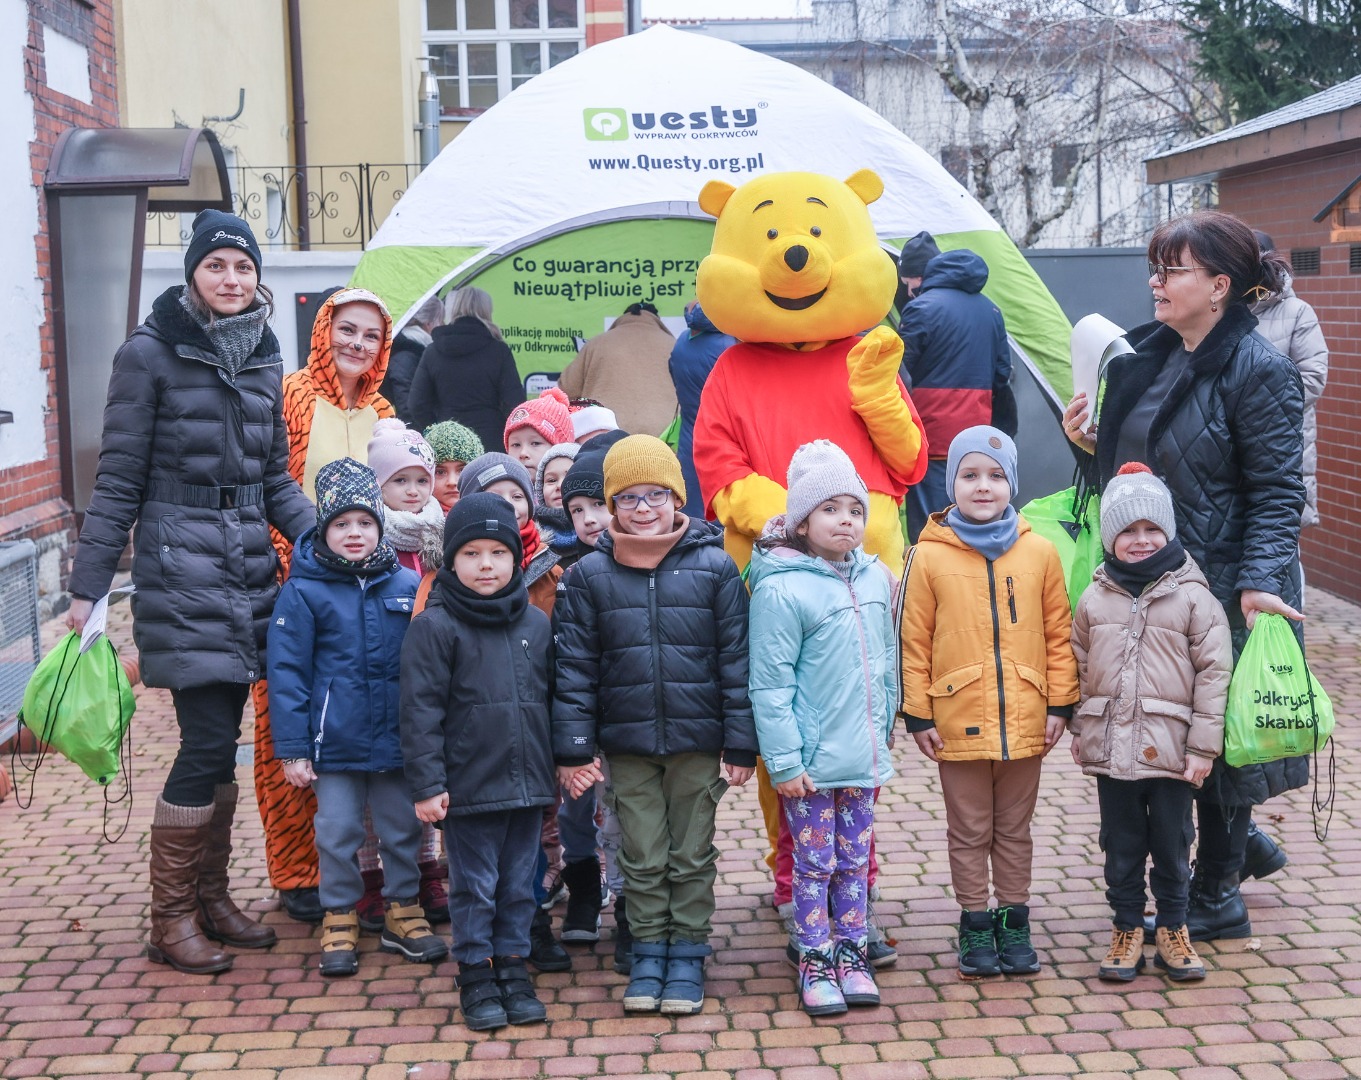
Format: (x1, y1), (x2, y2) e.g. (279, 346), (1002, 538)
(528, 907), (572, 972)
(612, 894), (633, 975)
(1185, 872), (1251, 942)
(560, 857), (602, 943)
(457, 960), (508, 1031)
(494, 955), (547, 1025)
(1242, 821), (1288, 880)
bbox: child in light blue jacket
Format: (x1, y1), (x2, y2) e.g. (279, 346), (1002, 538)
(748, 441), (897, 1019)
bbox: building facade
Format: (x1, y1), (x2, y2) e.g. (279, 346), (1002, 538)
(2, 0), (119, 612)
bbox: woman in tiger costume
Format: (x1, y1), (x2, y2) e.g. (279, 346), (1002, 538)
(254, 288), (426, 924)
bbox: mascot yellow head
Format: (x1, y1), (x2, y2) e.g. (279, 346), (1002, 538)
(696, 169), (897, 345)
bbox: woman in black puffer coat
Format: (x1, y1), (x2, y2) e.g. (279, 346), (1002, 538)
(406, 286), (524, 452)
(67, 211), (314, 976)
(1063, 210), (1306, 943)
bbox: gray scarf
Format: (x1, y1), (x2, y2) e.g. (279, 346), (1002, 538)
(179, 292), (269, 377)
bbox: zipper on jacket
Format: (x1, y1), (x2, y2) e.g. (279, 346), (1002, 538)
(648, 572), (666, 754)
(314, 687), (330, 763)
(987, 561), (1009, 760)
(509, 633), (527, 805)
(1006, 576), (1017, 624)
(844, 571), (880, 784)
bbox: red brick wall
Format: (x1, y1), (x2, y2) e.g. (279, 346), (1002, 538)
(4, 1), (118, 595)
(1219, 152), (1361, 604)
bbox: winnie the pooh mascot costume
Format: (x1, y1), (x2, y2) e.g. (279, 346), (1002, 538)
(693, 170), (929, 947)
(692, 169), (929, 572)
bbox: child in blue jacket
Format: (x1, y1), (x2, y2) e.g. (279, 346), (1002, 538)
(748, 441), (897, 1018)
(268, 458), (448, 978)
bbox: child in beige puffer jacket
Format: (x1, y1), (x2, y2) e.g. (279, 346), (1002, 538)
(1070, 463), (1232, 985)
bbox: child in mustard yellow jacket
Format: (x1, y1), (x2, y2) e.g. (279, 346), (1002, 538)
(897, 426), (1079, 977)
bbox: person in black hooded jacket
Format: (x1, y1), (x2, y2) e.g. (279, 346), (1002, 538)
(406, 287), (523, 452)
(400, 492), (555, 1032)
(553, 435), (756, 1018)
(1062, 209), (1306, 946)
(67, 210), (314, 977)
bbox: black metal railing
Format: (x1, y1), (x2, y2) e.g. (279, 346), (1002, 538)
(146, 162), (422, 250)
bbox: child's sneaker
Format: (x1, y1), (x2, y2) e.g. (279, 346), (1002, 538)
(539, 862), (566, 910)
(456, 960), (507, 1031)
(958, 910), (1002, 976)
(1154, 924), (1206, 981)
(1098, 925), (1146, 981)
(832, 938), (879, 1007)
(319, 910), (360, 977)
(528, 908), (571, 973)
(378, 900), (449, 964)
(356, 869), (385, 932)
(797, 947), (847, 1016)
(418, 860), (451, 925)
(660, 940), (710, 1014)
(494, 955), (547, 1024)
(865, 890), (898, 968)
(993, 904), (1041, 974)
(623, 940), (668, 1011)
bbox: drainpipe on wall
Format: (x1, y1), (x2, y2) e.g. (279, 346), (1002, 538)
(286, 0), (310, 250)
(418, 56), (441, 168)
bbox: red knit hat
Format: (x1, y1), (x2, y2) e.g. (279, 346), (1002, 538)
(503, 387), (573, 449)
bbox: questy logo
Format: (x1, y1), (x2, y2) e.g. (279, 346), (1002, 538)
(583, 108), (629, 141)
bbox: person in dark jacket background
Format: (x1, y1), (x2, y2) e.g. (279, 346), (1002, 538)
(407, 287), (524, 452)
(669, 301), (734, 515)
(66, 209), (315, 976)
(897, 239), (1015, 542)
(401, 493), (556, 1032)
(1063, 209), (1306, 944)
(268, 458), (446, 977)
(553, 435), (756, 1017)
(380, 294), (442, 425)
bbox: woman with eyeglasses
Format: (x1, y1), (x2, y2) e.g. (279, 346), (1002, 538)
(1062, 210), (1307, 946)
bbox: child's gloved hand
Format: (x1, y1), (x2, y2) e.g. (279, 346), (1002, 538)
(282, 760), (316, 787)
(774, 772), (816, 798)
(415, 792), (449, 823)
(1043, 713), (1066, 756)
(912, 727), (944, 762)
(1182, 754), (1213, 785)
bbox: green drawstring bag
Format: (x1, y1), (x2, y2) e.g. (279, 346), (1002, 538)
(1019, 486), (1102, 614)
(1224, 613), (1334, 767)
(660, 410), (681, 452)
(18, 631), (135, 785)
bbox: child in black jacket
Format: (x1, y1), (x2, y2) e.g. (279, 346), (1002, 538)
(553, 435), (757, 1016)
(400, 493), (556, 1033)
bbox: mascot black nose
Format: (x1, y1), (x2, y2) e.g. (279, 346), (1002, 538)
(783, 245), (809, 272)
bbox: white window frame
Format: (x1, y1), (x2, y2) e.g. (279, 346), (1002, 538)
(423, 0), (586, 113)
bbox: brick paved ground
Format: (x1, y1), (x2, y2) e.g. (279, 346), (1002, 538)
(0, 586), (1356, 1080)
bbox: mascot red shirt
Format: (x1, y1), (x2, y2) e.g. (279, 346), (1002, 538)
(693, 169), (929, 572)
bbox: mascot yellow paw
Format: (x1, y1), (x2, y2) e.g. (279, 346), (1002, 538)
(847, 325), (906, 399)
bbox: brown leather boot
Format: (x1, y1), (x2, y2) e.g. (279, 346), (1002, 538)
(147, 798), (233, 974)
(197, 783), (276, 950)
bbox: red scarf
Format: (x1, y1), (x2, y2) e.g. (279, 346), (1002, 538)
(520, 517), (541, 569)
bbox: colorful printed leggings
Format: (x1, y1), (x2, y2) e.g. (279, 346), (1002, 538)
(781, 786), (875, 952)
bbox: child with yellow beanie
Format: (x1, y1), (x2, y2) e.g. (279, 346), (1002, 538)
(552, 434), (757, 1016)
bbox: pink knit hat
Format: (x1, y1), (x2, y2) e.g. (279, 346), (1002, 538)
(503, 387), (574, 449)
(367, 417), (436, 487)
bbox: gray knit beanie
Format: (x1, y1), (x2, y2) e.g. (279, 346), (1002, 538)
(946, 425), (1018, 498)
(457, 452), (534, 505)
(1100, 462), (1177, 552)
(534, 443), (580, 501)
(784, 440), (870, 540)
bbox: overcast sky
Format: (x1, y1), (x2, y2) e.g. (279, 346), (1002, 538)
(642, 0), (811, 19)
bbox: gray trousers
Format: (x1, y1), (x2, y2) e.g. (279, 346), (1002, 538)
(313, 770), (422, 912)
(443, 806), (541, 964)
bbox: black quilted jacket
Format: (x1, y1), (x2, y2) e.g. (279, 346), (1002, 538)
(551, 517), (757, 768)
(68, 287), (314, 690)
(1097, 303), (1307, 806)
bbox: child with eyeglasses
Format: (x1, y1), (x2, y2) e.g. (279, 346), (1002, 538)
(552, 435), (757, 1016)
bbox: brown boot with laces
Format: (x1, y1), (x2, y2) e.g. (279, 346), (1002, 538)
(1154, 924), (1206, 981)
(1098, 925), (1145, 981)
